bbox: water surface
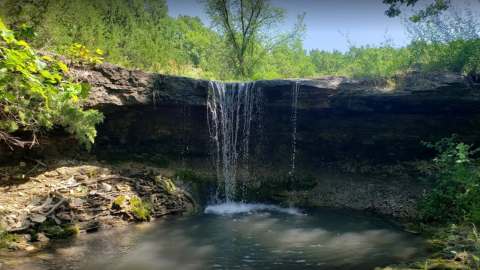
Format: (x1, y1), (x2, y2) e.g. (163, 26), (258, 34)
(4, 204), (425, 270)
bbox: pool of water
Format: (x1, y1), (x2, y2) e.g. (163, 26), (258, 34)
(4, 204), (426, 270)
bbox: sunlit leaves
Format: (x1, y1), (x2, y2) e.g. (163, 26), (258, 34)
(0, 68), (7, 80)
(80, 83), (91, 99)
(0, 17), (103, 150)
(65, 43), (103, 65)
(198, 0), (306, 78)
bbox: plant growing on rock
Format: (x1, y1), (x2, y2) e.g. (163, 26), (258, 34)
(37, 219), (79, 238)
(419, 135), (480, 224)
(129, 197), (151, 221)
(0, 17), (104, 150)
(65, 43), (103, 65)
(114, 195), (126, 206)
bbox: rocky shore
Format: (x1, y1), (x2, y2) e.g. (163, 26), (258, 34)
(0, 153), (200, 255)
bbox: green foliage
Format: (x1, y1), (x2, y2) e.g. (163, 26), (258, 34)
(407, 38), (479, 75)
(0, 222), (10, 249)
(6, 233), (20, 242)
(0, 0), (476, 83)
(38, 219), (79, 238)
(403, 2), (480, 44)
(252, 39), (316, 80)
(130, 196), (151, 221)
(114, 195), (126, 206)
(198, 0), (306, 78)
(162, 179), (176, 195)
(0, 17), (103, 149)
(65, 43), (103, 65)
(419, 135), (480, 224)
(470, 225), (480, 269)
(383, 0), (450, 22)
(422, 135), (480, 165)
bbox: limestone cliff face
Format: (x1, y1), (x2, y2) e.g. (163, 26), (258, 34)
(82, 63), (480, 164)
(2, 62), (480, 218)
(1, 62), (479, 164)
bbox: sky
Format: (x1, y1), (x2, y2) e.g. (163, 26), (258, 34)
(166, 0), (480, 53)
(165, 0), (414, 53)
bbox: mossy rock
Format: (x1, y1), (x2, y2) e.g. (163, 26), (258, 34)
(114, 195), (126, 206)
(37, 219), (79, 238)
(375, 259), (470, 270)
(130, 197), (151, 221)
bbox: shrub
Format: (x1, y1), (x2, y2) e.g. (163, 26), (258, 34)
(0, 17), (104, 150)
(419, 135), (480, 224)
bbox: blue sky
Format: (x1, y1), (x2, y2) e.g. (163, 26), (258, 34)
(166, 0), (480, 52)
(165, 0), (412, 53)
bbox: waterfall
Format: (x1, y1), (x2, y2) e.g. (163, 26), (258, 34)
(289, 82), (300, 181)
(207, 81), (262, 202)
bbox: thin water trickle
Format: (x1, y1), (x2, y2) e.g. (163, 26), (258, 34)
(179, 104), (192, 170)
(289, 82), (300, 181)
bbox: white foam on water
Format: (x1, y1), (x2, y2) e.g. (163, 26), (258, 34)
(204, 202), (300, 215)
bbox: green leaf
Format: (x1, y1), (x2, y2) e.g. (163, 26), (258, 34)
(0, 68), (7, 80)
(41, 70), (53, 79)
(34, 58), (46, 70)
(16, 40), (30, 49)
(4, 92), (14, 101)
(57, 61), (69, 72)
(42, 55), (53, 61)
(80, 83), (91, 98)
(1, 28), (14, 42)
(70, 93), (78, 102)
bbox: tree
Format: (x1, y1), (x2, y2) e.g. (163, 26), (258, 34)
(383, 0), (451, 22)
(402, 1), (480, 43)
(197, 0), (306, 78)
(0, 17), (104, 150)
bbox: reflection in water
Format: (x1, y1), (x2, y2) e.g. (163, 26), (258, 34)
(4, 205), (426, 270)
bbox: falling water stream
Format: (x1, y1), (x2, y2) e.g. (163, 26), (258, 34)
(289, 82), (300, 181)
(207, 81), (262, 202)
